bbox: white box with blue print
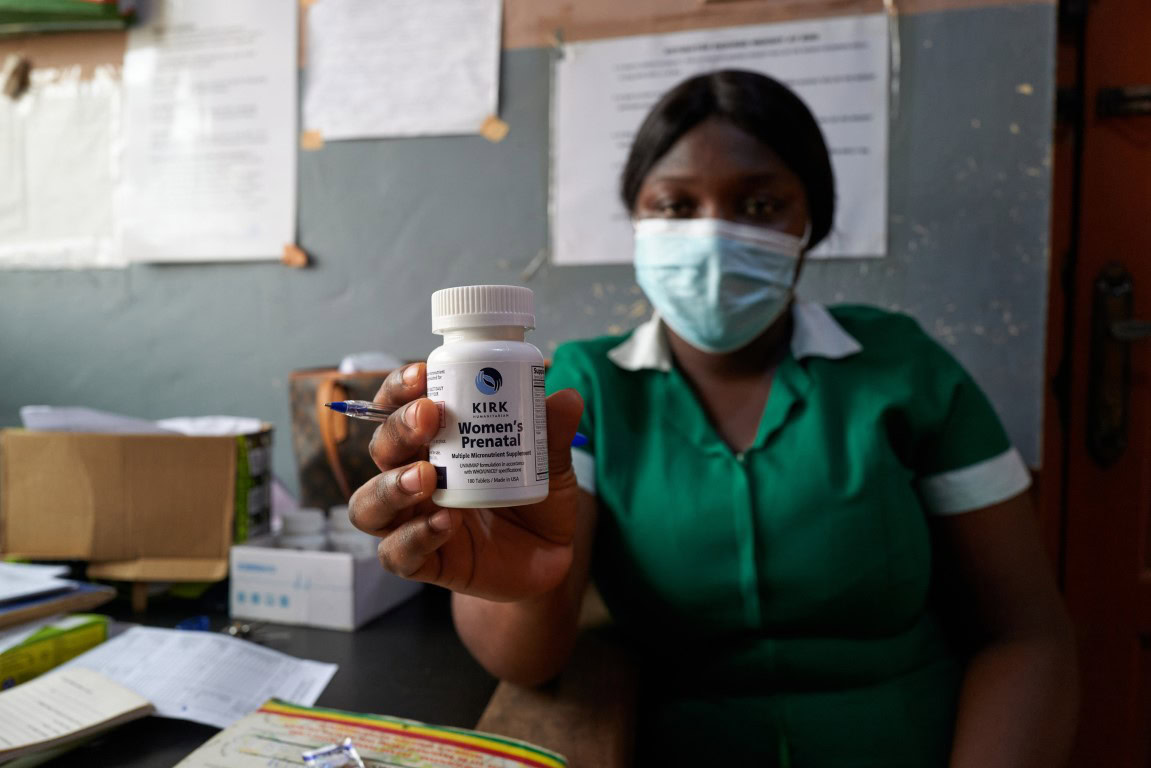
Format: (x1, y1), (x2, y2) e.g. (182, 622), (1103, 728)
(229, 538), (422, 631)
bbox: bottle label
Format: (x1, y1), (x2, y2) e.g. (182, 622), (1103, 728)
(427, 361), (548, 492)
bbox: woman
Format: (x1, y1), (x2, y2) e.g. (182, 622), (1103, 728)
(349, 71), (1077, 766)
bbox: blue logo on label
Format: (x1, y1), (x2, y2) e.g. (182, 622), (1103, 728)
(475, 367), (503, 395)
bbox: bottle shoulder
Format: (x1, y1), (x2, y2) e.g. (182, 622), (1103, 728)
(427, 339), (544, 365)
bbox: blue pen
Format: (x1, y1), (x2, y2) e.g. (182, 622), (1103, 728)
(326, 401), (589, 447)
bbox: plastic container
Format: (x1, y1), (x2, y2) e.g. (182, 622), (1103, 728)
(278, 507), (327, 550)
(426, 285), (549, 508)
(328, 504), (353, 531)
(328, 531), (379, 558)
(327, 504), (379, 557)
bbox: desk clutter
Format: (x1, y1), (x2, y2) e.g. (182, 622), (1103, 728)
(0, 615), (557, 768)
(0, 570), (563, 766)
(1, 398), (420, 629)
(0, 388), (558, 765)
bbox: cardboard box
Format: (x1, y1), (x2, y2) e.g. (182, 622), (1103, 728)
(230, 538), (422, 631)
(0, 428), (272, 582)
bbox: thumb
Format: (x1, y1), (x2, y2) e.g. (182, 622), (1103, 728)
(544, 388), (584, 477)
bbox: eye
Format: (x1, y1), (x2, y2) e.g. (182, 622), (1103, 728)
(652, 197), (695, 218)
(743, 197), (782, 218)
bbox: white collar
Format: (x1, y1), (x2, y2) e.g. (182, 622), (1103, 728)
(606, 300), (862, 373)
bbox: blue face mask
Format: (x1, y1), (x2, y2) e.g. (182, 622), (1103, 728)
(633, 218), (809, 353)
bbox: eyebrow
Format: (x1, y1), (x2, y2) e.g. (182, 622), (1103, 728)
(645, 171), (781, 184)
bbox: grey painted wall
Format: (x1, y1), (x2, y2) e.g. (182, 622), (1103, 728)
(0, 4), (1055, 495)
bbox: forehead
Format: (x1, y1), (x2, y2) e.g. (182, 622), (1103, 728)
(645, 117), (790, 179)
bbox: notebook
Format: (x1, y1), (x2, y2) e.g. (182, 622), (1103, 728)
(176, 698), (567, 768)
(0, 667), (153, 761)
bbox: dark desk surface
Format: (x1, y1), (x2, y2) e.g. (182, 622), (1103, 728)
(45, 585), (498, 767)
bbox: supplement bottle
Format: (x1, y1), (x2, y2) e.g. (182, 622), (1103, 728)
(427, 285), (548, 508)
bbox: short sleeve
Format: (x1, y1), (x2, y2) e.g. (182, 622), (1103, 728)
(547, 343), (597, 495)
(910, 333), (1031, 515)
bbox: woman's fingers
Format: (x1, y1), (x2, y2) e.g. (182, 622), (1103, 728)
(376, 507), (464, 581)
(372, 363), (426, 409)
(369, 398), (441, 471)
(544, 389), (584, 478)
(366, 363), (439, 471)
(349, 460), (437, 534)
(511, 389), (585, 545)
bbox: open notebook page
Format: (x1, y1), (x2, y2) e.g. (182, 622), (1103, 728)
(0, 667), (153, 760)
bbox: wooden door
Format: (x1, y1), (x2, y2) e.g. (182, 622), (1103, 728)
(1051, 0), (1151, 765)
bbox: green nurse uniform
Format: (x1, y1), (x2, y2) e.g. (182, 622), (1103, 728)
(545, 302), (1032, 767)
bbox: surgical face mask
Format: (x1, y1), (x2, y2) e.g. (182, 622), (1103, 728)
(633, 218), (808, 354)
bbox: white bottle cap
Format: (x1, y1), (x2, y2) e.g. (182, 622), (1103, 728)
(431, 285), (535, 333)
(281, 507), (326, 535)
(328, 505), (357, 532)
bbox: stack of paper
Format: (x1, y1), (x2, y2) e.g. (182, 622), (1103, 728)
(0, 564), (116, 631)
(19, 405), (174, 434)
(0, 563), (73, 605)
(63, 626), (337, 728)
(20, 405), (262, 436)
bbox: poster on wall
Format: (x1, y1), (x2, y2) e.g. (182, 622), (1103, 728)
(0, 69), (124, 270)
(552, 13), (890, 265)
(120, 0), (297, 263)
(303, 0), (502, 140)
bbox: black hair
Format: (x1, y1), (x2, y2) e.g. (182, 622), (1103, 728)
(620, 70), (836, 249)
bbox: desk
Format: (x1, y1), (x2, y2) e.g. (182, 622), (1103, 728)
(42, 586), (498, 767)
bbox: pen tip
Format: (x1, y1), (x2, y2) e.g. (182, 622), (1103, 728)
(325, 402), (348, 413)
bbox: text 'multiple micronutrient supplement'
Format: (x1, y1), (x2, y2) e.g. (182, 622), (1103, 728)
(427, 286), (548, 508)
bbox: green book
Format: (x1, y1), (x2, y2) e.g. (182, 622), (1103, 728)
(0, 0), (132, 35)
(0, 614), (109, 690)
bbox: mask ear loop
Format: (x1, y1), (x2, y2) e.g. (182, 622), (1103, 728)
(786, 221), (813, 298)
(799, 220), (813, 251)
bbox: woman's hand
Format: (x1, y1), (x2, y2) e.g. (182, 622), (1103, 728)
(348, 362), (585, 603)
